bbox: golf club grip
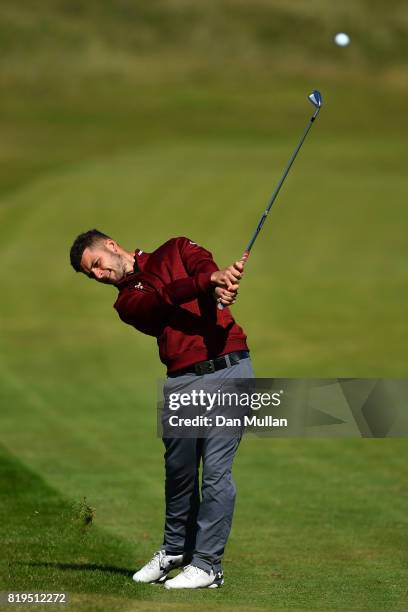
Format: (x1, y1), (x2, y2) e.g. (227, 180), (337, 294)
(217, 251), (249, 310)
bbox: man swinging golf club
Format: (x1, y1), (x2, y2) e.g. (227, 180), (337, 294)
(70, 231), (253, 589)
(69, 89), (322, 590)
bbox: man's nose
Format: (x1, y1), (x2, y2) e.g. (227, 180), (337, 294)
(93, 268), (104, 280)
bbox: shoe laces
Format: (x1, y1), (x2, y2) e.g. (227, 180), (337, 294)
(183, 564), (205, 578)
(146, 550), (164, 569)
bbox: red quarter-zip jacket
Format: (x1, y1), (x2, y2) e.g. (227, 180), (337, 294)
(114, 237), (249, 373)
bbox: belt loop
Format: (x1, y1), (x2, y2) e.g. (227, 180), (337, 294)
(225, 353), (231, 368)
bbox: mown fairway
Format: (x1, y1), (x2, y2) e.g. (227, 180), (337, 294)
(1, 2), (407, 610)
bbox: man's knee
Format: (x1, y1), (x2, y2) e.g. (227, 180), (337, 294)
(202, 463), (236, 497)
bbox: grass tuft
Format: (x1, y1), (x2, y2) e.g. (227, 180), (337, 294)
(72, 497), (96, 533)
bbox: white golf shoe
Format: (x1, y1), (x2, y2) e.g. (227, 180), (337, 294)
(164, 564), (224, 589)
(132, 549), (184, 584)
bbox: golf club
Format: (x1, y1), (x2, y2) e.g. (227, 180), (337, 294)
(218, 89), (323, 310)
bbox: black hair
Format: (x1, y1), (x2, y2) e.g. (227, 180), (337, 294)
(69, 229), (110, 273)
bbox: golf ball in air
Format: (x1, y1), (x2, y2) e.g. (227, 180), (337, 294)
(334, 32), (350, 47)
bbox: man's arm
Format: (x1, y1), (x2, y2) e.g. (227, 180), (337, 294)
(178, 238), (243, 306)
(118, 238), (242, 326)
(116, 273), (238, 335)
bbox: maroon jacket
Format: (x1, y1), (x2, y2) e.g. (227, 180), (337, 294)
(114, 237), (249, 373)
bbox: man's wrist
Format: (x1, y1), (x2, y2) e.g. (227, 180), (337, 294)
(210, 270), (218, 284)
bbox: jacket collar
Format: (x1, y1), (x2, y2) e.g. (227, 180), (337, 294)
(115, 249), (147, 290)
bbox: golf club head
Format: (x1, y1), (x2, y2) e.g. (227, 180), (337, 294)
(308, 90), (323, 110)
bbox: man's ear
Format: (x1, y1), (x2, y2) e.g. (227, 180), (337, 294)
(105, 239), (118, 253)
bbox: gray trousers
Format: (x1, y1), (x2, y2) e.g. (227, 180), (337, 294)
(161, 356), (254, 573)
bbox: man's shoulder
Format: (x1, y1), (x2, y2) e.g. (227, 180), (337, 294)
(156, 236), (193, 249)
(151, 236), (199, 257)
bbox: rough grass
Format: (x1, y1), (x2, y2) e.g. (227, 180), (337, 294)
(1, 0), (408, 81)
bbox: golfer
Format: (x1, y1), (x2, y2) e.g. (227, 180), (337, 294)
(69, 230), (254, 589)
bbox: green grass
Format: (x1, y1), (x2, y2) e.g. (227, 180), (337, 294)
(1, 433), (407, 611)
(1, 1), (408, 610)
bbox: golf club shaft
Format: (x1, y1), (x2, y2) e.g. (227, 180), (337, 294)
(218, 103), (321, 310)
(244, 107), (320, 258)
